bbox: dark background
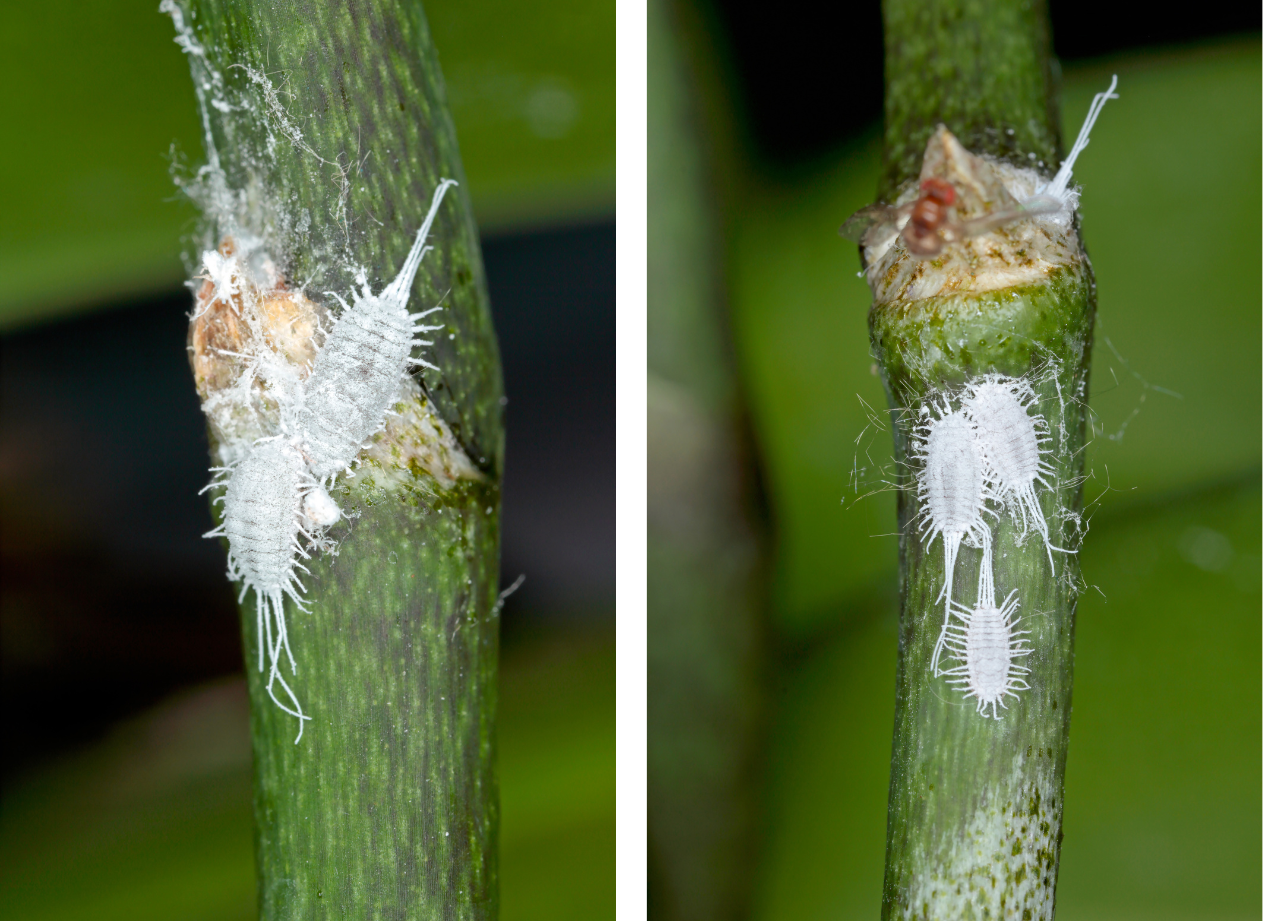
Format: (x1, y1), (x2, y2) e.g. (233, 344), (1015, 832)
(0, 221), (614, 781)
(713, 0), (1261, 164)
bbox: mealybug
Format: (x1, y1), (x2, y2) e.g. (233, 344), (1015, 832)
(913, 401), (996, 674)
(963, 375), (1063, 569)
(203, 437), (317, 741)
(940, 546), (1032, 719)
(289, 179), (455, 481)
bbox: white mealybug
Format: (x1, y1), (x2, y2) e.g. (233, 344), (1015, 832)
(289, 179), (456, 481)
(964, 375), (1062, 569)
(940, 545), (1032, 719)
(913, 401), (996, 674)
(203, 437), (317, 741)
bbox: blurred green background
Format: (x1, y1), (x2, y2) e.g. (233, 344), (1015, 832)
(0, 0), (614, 330)
(0, 0), (613, 918)
(0, 631), (613, 921)
(722, 37), (1260, 921)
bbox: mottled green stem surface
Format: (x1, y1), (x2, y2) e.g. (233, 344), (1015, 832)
(880, 0), (1060, 201)
(873, 2), (1092, 919)
(169, 1), (504, 918)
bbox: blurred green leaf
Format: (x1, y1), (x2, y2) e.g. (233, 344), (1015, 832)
(0, 0), (613, 329)
(500, 630), (616, 921)
(0, 629), (614, 921)
(726, 41), (1261, 635)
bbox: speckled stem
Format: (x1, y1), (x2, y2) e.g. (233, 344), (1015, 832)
(873, 3), (1093, 919)
(880, 0), (1061, 201)
(171, 1), (504, 917)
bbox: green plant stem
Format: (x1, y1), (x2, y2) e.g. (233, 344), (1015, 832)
(170, 1), (504, 917)
(872, 2), (1092, 919)
(880, 0), (1060, 200)
(647, 0), (769, 917)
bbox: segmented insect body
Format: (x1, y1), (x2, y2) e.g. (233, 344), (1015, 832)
(290, 179), (455, 480)
(964, 376), (1060, 569)
(204, 437), (315, 740)
(913, 404), (995, 674)
(941, 547), (1032, 719)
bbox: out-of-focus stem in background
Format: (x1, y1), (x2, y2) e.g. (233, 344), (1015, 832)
(647, 0), (770, 917)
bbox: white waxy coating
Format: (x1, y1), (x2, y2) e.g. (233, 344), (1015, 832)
(302, 485), (342, 529)
(914, 405), (994, 674)
(964, 376), (1059, 569)
(290, 179), (455, 480)
(919, 410), (989, 541)
(941, 548), (1031, 719)
(220, 438), (309, 599)
(205, 437), (313, 741)
(292, 304), (417, 479)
